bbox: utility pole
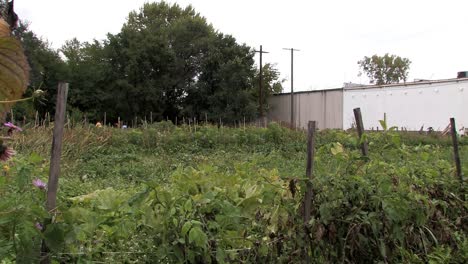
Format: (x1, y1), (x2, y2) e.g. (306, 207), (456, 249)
(283, 48), (300, 129)
(255, 45), (269, 120)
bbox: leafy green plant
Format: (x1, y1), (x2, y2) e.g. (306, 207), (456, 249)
(2, 123), (466, 263)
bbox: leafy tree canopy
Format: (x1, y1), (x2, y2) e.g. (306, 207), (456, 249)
(11, 21), (68, 119)
(358, 54), (411, 85)
(58, 1), (282, 124)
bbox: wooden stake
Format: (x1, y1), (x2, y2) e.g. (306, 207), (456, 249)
(35, 111), (38, 127)
(450, 118), (463, 183)
(150, 111), (153, 124)
(303, 121), (316, 264)
(41, 83), (68, 263)
(104, 112), (106, 127)
(45, 84), (68, 211)
(353, 108), (368, 157)
(303, 120), (316, 222)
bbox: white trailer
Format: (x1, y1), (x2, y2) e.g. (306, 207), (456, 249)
(268, 77), (468, 131)
(343, 78), (468, 131)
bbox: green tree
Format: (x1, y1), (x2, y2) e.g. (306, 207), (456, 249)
(358, 54), (411, 85)
(183, 33), (258, 123)
(61, 38), (111, 120)
(59, 1), (284, 124)
(13, 22), (68, 119)
(252, 63), (284, 114)
(101, 1), (214, 122)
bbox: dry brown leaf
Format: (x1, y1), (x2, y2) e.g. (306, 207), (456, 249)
(0, 18), (29, 112)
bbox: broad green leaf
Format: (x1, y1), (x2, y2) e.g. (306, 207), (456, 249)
(181, 221), (192, 236)
(184, 199), (193, 212)
(330, 142), (344, 155)
(188, 226), (208, 248)
(128, 187), (150, 206)
(44, 224), (65, 252)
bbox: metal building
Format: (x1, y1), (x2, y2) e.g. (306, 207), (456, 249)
(268, 76), (468, 131)
(268, 88), (343, 130)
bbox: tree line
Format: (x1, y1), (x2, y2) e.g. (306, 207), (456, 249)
(13, 1), (283, 125)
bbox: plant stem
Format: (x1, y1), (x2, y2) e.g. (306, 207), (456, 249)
(0, 97), (33, 104)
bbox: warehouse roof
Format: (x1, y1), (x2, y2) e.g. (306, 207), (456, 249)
(275, 77), (468, 96)
(344, 77), (468, 90)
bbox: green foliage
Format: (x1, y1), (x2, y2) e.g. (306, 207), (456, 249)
(358, 53), (411, 85)
(13, 22), (68, 118)
(57, 1), (282, 124)
(2, 124), (467, 263)
(0, 154), (48, 263)
(252, 63), (284, 113)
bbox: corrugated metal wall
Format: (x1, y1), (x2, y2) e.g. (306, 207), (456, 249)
(268, 89), (343, 129)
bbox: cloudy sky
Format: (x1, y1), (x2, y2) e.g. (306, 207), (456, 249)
(16, 0), (468, 91)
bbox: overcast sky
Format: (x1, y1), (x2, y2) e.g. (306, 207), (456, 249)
(16, 0), (468, 91)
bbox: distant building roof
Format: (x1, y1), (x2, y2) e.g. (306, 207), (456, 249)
(275, 77), (468, 96)
(344, 77), (468, 90)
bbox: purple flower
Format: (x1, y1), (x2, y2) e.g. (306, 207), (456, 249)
(35, 222), (43, 231)
(0, 145), (15, 161)
(4, 122), (22, 132)
(33, 178), (47, 190)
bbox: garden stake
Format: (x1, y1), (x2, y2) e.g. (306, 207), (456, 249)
(353, 108), (368, 157)
(41, 83), (68, 263)
(303, 120), (316, 264)
(450, 118), (463, 184)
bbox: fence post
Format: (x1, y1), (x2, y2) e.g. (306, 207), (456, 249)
(450, 118), (463, 183)
(353, 108), (368, 157)
(303, 121), (316, 264)
(41, 83), (68, 263)
(103, 112), (106, 127)
(35, 111), (38, 127)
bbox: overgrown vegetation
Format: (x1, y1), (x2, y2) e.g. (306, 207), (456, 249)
(1, 123), (466, 263)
